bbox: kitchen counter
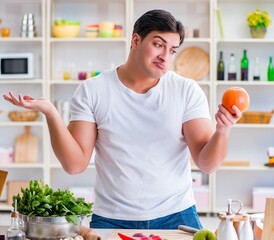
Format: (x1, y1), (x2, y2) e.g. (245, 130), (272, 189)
(0, 227), (194, 240)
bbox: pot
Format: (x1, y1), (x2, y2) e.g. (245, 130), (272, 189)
(19, 214), (84, 239)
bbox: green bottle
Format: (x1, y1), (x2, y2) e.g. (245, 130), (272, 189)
(241, 49), (249, 81)
(217, 51), (225, 80)
(268, 57), (274, 81)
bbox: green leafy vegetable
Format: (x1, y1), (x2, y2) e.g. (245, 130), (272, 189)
(12, 180), (92, 224)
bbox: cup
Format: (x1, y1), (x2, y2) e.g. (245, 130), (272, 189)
(1, 27), (10, 37)
(100, 21), (114, 38)
(78, 72), (88, 80)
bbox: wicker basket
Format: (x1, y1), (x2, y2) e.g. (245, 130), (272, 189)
(8, 110), (39, 122)
(237, 111), (273, 124)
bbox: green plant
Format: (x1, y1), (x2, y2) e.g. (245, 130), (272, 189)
(12, 180), (92, 224)
(247, 9), (272, 28)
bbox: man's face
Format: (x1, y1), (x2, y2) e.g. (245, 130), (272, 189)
(132, 31), (180, 79)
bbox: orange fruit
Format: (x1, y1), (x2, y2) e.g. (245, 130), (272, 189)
(222, 87), (250, 114)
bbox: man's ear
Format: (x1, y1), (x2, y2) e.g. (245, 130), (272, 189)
(131, 33), (140, 48)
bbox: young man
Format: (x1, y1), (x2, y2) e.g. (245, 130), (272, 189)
(3, 9), (241, 229)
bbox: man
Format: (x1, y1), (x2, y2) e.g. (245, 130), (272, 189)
(3, 9), (241, 229)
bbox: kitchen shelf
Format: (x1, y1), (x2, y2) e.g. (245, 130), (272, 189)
(0, 80), (44, 84)
(49, 80), (82, 85)
(50, 163), (96, 169)
(49, 38), (127, 43)
(0, 122), (44, 127)
(0, 163), (44, 169)
(219, 166), (274, 171)
(0, 38), (44, 42)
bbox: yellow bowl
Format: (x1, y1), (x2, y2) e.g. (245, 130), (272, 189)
(52, 25), (80, 38)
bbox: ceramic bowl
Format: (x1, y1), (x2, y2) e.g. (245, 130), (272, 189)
(52, 25), (80, 38)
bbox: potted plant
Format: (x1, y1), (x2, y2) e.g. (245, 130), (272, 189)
(247, 9), (272, 38)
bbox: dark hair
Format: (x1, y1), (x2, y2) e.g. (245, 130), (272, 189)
(133, 9), (185, 46)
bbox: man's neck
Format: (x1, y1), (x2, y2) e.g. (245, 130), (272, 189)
(117, 63), (159, 94)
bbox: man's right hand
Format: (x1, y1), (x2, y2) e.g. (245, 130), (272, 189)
(3, 91), (55, 116)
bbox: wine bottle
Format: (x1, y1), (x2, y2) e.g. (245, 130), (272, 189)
(253, 57), (260, 81)
(268, 56), (274, 81)
(227, 53), (237, 80)
(241, 49), (249, 81)
(217, 51), (225, 80)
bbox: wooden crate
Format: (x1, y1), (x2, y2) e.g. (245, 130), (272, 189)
(237, 111), (273, 124)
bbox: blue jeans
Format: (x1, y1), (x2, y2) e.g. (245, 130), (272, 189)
(90, 205), (203, 229)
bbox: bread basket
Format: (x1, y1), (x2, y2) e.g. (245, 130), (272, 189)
(8, 110), (39, 122)
(237, 111), (273, 124)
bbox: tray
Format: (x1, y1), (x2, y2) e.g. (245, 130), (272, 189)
(175, 47), (209, 80)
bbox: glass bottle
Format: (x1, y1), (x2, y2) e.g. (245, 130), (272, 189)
(241, 49), (249, 81)
(227, 53), (237, 80)
(253, 57), (260, 81)
(217, 51), (225, 80)
(267, 56), (274, 81)
(6, 200), (26, 240)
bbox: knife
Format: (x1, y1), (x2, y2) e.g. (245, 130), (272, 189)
(178, 225), (199, 234)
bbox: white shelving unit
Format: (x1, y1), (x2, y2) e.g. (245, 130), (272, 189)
(1, 0), (274, 214)
(213, 0), (274, 213)
(0, 0), (47, 210)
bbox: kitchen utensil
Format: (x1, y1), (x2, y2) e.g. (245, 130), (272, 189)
(175, 47), (209, 80)
(19, 214), (84, 239)
(178, 225), (199, 234)
(21, 13), (37, 38)
(14, 126), (38, 163)
(0, 170), (8, 197)
(262, 198), (274, 240)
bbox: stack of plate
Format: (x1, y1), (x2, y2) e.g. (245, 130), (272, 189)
(21, 13), (37, 38)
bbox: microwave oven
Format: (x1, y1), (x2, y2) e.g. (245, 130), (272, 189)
(0, 53), (34, 79)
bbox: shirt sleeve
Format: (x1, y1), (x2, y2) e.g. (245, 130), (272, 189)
(181, 80), (211, 123)
(70, 81), (96, 122)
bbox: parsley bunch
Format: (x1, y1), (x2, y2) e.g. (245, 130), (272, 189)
(13, 179), (92, 224)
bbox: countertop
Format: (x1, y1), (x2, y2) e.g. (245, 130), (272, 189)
(0, 227), (194, 240)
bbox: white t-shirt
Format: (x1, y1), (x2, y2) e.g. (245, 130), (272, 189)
(70, 69), (210, 220)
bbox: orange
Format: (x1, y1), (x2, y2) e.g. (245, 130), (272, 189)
(222, 87), (250, 114)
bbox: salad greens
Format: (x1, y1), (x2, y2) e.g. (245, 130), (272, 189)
(13, 180), (92, 224)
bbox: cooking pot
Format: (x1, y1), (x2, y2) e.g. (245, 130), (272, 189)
(19, 214), (84, 239)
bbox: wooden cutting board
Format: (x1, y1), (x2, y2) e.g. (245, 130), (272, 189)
(14, 126), (38, 163)
(0, 170), (8, 197)
(262, 198), (274, 240)
(107, 230), (193, 240)
(175, 47), (209, 80)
